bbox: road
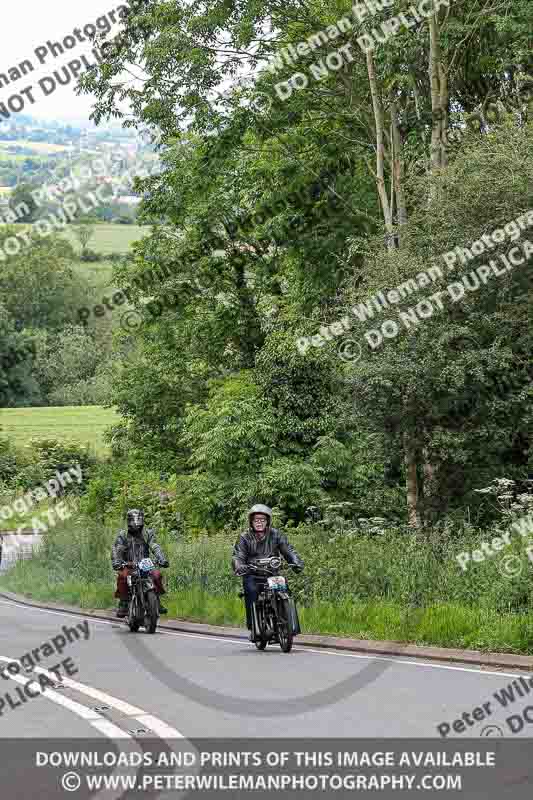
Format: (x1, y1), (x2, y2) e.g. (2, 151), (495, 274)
(1, 597), (533, 797)
(1, 596), (532, 738)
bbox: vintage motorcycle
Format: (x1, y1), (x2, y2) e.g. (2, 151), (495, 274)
(241, 556), (301, 653)
(123, 557), (160, 634)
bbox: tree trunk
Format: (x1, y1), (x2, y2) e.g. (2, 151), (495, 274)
(429, 13), (443, 179)
(428, 12), (449, 185)
(422, 445), (436, 521)
(404, 432), (421, 528)
(439, 62), (449, 169)
(366, 50), (394, 242)
(390, 94), (408, 227)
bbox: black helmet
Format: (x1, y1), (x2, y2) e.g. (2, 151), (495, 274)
(248, 504), (272, 529)
(127, 508), (144, 533)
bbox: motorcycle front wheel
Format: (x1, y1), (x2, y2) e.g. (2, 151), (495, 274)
(128, 595), (141, 632)
(145, 590), (159, 634)
(253, 601), (268, 650)
(278, 598), (294, 653)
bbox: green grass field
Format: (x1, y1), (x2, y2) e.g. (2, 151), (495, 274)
(64, 224), (150, 255)
(68, 225), (150, 301)
(0, 224), (149, 255)
(0, 140), (71, 154)
(0, 406), (120, 455)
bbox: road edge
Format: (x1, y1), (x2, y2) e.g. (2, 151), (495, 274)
(1, 587), (532, 671)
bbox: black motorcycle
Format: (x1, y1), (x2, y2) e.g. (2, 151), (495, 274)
(123, 558), (159, 634)
(243, 556), (301, 653)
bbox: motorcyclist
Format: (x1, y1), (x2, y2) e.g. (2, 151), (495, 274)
(232, 504), (303, 639)
(111, 508), (169, 618)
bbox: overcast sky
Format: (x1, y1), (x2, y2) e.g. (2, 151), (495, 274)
(1, 0), (130, 124)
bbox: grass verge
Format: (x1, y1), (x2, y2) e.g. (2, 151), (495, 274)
(2, 558), (533, 654)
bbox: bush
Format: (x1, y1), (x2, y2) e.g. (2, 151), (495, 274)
(80, 249), (103, 263)
(0, 436), (22, 488)
(106, 252), (126, 264)
(48, 375), (111, 406)
(15, 437), (98, 492)
(81, 462), (184, 537)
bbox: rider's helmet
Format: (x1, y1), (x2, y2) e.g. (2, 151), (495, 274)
(127, 508), (145, 535)
(248, 504), (272, 530)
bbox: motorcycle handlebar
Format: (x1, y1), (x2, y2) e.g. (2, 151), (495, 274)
(121, 560), (168, 569)
(244, 559), (301, 574)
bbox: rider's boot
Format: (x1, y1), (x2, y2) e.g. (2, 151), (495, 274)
(158, 597), (168, 614)
(116, 600), (128, 618)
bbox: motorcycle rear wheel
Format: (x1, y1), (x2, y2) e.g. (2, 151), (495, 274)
(278, 598), (294, 653)
(145, 591), (159, 634)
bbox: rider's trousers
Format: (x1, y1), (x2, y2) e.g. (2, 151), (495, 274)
(115, 567), (165, 600)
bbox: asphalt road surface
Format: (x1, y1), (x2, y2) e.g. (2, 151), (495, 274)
(1, 596), (532, 741)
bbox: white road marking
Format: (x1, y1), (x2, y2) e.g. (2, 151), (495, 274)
(0, 656), (131, 735)
(31, 664), (184, 738)
(0, 652), (193, 799)
(0, 658), (171, 800)
(0, 597), (530, 681)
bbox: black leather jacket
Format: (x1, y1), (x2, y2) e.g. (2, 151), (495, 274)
(232, 528), (303, 576)
(111, 528), (169, 570)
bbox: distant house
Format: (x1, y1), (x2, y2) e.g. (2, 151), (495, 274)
(117, 195), (142, 206)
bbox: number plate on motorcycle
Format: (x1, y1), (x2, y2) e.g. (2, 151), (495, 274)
(267, 576), (286, 590)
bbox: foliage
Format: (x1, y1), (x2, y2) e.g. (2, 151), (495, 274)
(345, 123), (533, 522)
(0, 231), (86, 330)
(72, 220), (97, 259)
(80, 461), (184, 539)
(0, 435), (22, 488)
(0, 436), (97, 492)
(0, 0), (529, 532)
(8, 182), (40, 222)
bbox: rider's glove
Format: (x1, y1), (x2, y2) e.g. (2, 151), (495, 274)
(235, 565), (249, 576)
(159, 560), (169, 568)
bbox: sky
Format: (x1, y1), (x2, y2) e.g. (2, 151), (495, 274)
(0, 0), (131, 124)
